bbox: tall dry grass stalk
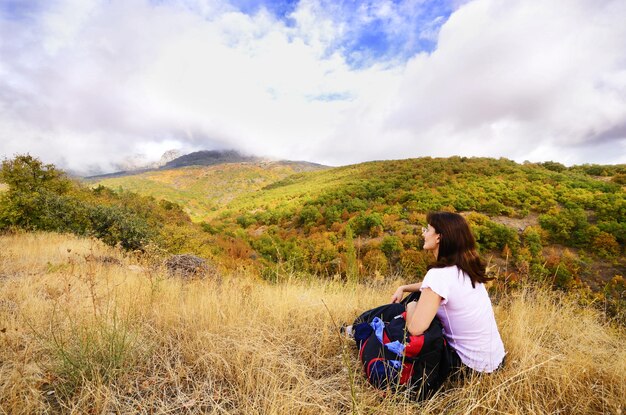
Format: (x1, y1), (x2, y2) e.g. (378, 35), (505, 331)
(1, 232), (624, 414)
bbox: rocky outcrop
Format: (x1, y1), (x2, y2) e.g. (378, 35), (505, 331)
(164, 254), (216, 279)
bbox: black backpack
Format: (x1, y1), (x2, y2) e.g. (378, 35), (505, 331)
(352, 292), (451, 400)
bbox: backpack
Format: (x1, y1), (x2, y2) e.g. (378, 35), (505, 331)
(352, 292), (451, 400)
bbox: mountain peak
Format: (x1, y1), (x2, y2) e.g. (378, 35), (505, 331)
(162, 150), (264, 169)
(114, 149), (183, 172)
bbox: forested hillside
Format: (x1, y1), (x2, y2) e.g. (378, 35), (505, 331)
(206, 157), (625, 290)
(91, 161), (327, 221)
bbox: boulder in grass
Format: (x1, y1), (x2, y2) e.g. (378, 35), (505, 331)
(164, 254), (214, 279)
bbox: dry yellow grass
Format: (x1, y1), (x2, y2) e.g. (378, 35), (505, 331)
(1, 232), (625, 414)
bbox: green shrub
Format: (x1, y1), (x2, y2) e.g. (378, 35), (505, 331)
(299, 205), (322, 227)
(539, 207), (590, 246)
(381, 235), (403, 258)
(88, 205), (152, 250)
(236, 214), (256, 228)
(592, 231), (621, 259)
(468, 215), (520, 253)
(323, 206), (341, 227)
(351, 212), (383, 236)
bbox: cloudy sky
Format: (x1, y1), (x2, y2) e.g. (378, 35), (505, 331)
(1, 0), (625, 174)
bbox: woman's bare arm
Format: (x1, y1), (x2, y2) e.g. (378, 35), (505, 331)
(405, 288), (442, 335)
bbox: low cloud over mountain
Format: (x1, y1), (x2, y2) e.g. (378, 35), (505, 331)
(1, 0), (625, 175)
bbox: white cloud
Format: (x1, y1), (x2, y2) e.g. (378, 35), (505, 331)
(381, 0), (626, 164)
(0, 0), (625, 175)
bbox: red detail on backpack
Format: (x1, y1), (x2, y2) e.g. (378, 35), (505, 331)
(359, 338), (369, 361)
(399, 362), (414, 385)
(366, 357), (386, 378)
(404, 335), (425, 357)
(383, 331), (390, 345)
(401, 311), (407, 320)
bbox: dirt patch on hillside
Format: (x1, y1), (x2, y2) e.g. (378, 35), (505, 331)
(585, 261), (626, 291)
(542, 245), (626, 290)
(491, 213), (539, 231)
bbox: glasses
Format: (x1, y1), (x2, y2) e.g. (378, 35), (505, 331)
(421, 226), (428, 234)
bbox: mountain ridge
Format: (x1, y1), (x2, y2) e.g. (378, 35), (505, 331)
(89, 154), (329, 221)
(86, 149), (328, 179)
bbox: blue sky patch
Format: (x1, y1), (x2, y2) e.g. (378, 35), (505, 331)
(230, 0), (300, 17)
(219, 0), (455, 68)
(307, 92), (355, 102)
(339, 0), (454, 68)
(0, 0), (45, 21)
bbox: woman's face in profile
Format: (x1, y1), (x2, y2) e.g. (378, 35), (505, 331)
(422, 225), (440, 251)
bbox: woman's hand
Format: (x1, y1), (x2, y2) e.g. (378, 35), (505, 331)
(391, 282), (422, 303)
(390, 286), (405, 303)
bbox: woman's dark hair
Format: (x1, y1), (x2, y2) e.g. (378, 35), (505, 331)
(426, 211), (492, 288)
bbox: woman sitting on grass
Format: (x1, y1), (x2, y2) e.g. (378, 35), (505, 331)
(391, 211), (506, 374)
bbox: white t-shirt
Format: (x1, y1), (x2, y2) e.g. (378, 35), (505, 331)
(420, 265), (505, 372)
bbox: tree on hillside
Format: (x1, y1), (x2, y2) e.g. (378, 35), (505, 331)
(0, 154), (71, 193)
(0, 154), (78, 231)
(381, 235), (403, 272)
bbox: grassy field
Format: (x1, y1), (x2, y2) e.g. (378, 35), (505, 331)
(1, 232), (625, 414)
